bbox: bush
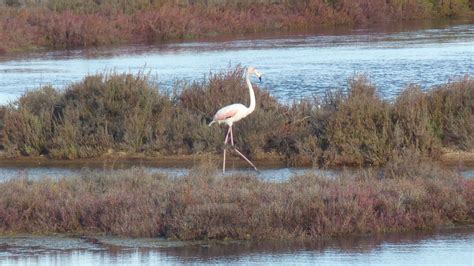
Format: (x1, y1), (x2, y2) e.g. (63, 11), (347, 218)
(279, 76), (473, 166)
(428, 77), (474, 150)
(324, 77), (393, 165)
(3, 86), (59, 156)
(4, 73), (172, 158)
(392, 85), (441, 157)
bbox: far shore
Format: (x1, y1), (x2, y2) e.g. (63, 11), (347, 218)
(1, 1), (473, 54)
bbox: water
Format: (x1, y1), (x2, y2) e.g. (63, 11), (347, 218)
(462, 169), (474, 178)
(0, 165), (341, 182)
(0, 163), (471, 182)
(0, 227), (472, 265)
(0, 21), (473, 104)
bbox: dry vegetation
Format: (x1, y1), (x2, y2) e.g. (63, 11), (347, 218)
(0, 0), (473, 53)
(3, 67), (473, 167)
(0, 157), (472, 240)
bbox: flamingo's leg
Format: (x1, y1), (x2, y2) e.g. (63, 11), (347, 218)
(230, 125), (234, 146)
(233, 147), (259, 172)
(223, 126), (231, 173)
(229, 126), (258, 172)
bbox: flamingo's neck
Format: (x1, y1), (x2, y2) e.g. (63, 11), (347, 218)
(246, 70), (256, 114)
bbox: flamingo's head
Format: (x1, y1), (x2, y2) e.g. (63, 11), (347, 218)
(247, 66), (263, 82)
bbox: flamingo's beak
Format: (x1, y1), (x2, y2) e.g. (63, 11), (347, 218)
(258, 76), (262, 82)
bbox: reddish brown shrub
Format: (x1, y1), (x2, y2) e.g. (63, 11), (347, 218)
(0, 0), (472, 52)
(0, 159), (470, 240)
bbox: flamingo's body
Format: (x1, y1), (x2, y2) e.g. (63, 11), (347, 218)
(210, 103), (249, 127)
(209, 67), (262, 173)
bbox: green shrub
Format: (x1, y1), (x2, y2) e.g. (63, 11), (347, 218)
(324, 77), (393, 165)
(392, 85), (441, 157)
(428, 77), (474, 150)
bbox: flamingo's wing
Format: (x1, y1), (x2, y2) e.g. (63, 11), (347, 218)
(213, 104), (246, 121)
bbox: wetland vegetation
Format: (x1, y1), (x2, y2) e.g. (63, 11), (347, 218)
(2, 67), (472, 167)
(1, 0), (473, 53)
(0, 157), (472, 240)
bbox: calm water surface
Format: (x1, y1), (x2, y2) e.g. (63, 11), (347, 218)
(0, 164), (472, 182)
(0, 227), (472, 265)
(0, 165), (340, 182)
(0, 21), (473, 104)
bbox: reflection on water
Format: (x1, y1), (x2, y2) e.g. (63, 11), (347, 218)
(0, 227), (473, 265)
(0, 20), (473, 104)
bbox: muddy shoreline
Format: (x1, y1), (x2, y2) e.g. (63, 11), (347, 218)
(0, 150), (472, 169)
(0, 153), (286, 169)
(1, 224), (473, 251)
(1, 226), (473, 265)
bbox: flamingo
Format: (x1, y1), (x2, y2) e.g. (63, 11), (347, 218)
(209, 66), (262, 173)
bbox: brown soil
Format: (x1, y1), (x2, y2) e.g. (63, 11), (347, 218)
(0, 152), (288, 169)
(0, 107), (4, 150)
(0, 150), (472, 169)
(439, 149), (474, 167)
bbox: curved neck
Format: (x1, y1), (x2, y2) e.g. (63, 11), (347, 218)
(246, 70), (256, 114)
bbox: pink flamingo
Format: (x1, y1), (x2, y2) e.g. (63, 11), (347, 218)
(209, 67), (262, 173)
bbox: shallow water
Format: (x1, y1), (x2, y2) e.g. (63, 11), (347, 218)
(462, 169), (474, 178)
(0, 227), (472, 265)
(0, 20), (473, 104)
(0, 164), (471, 182)
(0, 165), (340, 182)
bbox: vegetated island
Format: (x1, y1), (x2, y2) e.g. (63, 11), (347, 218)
(1, 67), (472, 167)
(0, 0), (473, 53)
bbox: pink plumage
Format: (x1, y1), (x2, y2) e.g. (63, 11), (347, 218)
(214, 105), (241, 121)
